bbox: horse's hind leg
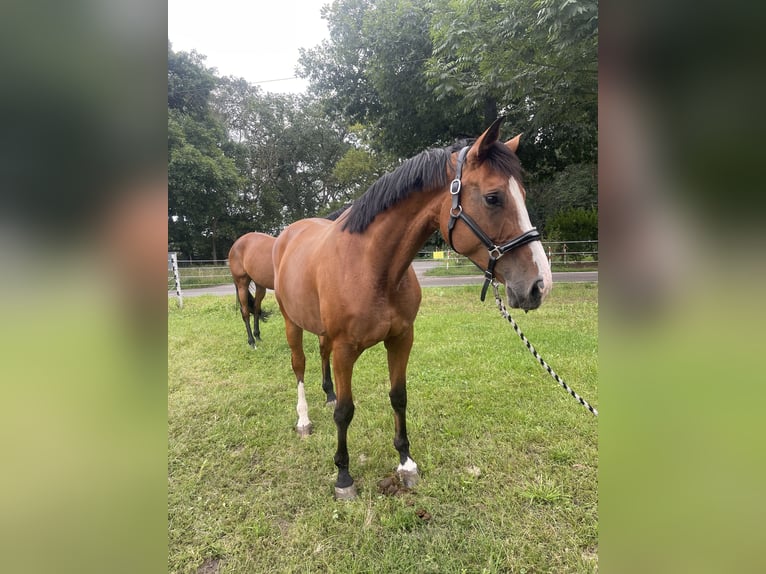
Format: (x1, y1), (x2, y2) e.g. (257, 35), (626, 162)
(234, 278), (256, 348)
(385, 328), (419, 488)
(252, 283), (267, 342)
(284, 319), (312, 437)
(319, 335), (336, 406)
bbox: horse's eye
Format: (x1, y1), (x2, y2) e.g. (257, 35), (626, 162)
(484, 194), (502, 207)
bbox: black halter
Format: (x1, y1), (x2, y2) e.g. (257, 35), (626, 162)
(447, 146), (542, 301)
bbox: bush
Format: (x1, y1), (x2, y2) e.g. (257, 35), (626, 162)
(547, 207), (598, 243)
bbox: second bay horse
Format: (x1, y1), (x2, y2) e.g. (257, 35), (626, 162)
(228, 232), (336, 405)
(228, 206), (351, 348)
(228, 231), (275, 348)
(273, 118), (552, 499)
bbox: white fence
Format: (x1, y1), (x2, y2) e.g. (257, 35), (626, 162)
(167, 240), (598, 293)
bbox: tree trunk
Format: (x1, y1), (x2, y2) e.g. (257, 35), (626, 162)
(211, 217), (218, 264)
(484, 97), (498, 126)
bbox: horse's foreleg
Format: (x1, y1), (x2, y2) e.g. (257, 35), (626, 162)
(253, 284), (267, 342)
(284, 319), (312, 437)
(385, 329), (419, 488)
(319, 335), (336, 406)
(331, 343), (360, 499)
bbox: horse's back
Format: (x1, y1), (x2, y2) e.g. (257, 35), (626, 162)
(274, 218), (334, 267)
(241, 232), (275, 289)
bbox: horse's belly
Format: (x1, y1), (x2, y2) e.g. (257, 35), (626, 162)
(275, 266), (326, 335)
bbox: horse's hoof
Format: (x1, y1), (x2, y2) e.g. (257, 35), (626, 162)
(334, 483), (357, 500)
(295, 423), (313, 437)
(325, 400), (336, 408)
(397, 469), (420, 488)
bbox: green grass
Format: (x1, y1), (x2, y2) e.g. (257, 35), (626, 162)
(168, 283), (598, 573)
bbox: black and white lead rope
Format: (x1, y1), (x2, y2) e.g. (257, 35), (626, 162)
(492, 282), (598, 416)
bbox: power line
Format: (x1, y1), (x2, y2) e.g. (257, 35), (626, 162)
(252, 76), (299, 84)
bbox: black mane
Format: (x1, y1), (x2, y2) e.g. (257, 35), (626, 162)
(323, 203), (352, 221)
(342, 140), (523, 234)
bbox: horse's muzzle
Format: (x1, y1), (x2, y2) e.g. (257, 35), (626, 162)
(506, 277), (548, 311)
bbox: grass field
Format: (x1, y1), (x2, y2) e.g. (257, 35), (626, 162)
(168, 283), (598, 573)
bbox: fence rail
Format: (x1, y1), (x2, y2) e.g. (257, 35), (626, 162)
(167, 240), (598, 292)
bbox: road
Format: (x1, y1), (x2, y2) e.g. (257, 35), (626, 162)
(170, 260), (596, 298)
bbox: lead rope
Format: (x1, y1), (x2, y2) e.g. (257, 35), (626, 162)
(492, 282), (598, 416)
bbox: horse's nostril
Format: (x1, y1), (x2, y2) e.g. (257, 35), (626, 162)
(531, 278), (545, 299)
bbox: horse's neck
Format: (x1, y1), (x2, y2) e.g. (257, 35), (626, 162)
(358, 187), (443, 288)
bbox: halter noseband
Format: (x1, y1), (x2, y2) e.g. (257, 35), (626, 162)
(447, 146), (542, 301)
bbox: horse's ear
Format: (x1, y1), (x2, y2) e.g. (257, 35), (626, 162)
(468, 117), (505, 163)
(505, 133), (522, 153)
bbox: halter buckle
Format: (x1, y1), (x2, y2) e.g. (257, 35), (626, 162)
(488, 246), (502, 260)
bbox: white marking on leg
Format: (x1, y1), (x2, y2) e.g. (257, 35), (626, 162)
(397, 457), (420, 487)
(397, 457), (418, 474)
(296, 380), (311, 429)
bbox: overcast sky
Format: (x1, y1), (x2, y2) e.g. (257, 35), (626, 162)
(168, 0), (330, 93)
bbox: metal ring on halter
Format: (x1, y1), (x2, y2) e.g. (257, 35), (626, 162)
(489, 246), (502, 260)
(450, 178), (461, 195)
(450, 205), (463, 218)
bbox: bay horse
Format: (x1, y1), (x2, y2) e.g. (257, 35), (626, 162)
(273, 118), (552, 499)
(228, 231), (275, 348)
(228, 206), (351, 348)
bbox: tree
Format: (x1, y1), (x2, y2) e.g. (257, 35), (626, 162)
(526, 162), (597, 235)
(168, 45), (243, 260)
(298, 0), (597, 237)
(298, 0), (486, 157)
(427, 0), (597, 169)
(211, 78), (356, 238)
(168, 0), (598, 257)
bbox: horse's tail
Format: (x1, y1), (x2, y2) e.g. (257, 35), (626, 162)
(258, 307), (272, 323)
(246, 289), (256, 315)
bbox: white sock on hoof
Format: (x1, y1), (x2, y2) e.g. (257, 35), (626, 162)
(296, 380), (311, 430)
(397, 457), (419, 487)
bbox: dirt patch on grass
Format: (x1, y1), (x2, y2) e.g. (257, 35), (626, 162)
(196, 557), (221, 574)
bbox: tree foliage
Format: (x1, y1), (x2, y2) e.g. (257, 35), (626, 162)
(168, 0), (597, 258)
(168, 45), (243, 261)
(427, 0), (597, 171)
(213, 79), (354, 236)
(168, 44), (362, 259)
(298, 0), (487, 157)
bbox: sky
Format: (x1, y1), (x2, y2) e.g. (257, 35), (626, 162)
(168, 0), (331, 94)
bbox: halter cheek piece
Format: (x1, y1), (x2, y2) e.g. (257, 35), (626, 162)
(447, 146), (542, 301)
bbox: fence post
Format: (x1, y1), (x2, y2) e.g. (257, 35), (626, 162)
(170, 252), (183, 308)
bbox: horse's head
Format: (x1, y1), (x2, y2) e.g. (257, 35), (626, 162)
(439, 118), (552, 310)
